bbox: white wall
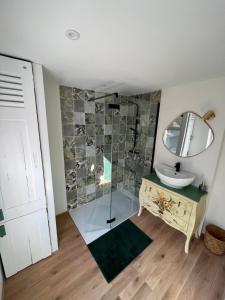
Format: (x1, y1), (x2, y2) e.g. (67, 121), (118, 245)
(206, 131), (225, 229)
(155, 77), (225, 228)
(42, 68), (67, 215)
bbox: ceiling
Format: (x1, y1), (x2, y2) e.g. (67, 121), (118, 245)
(0, 0), (225, 95)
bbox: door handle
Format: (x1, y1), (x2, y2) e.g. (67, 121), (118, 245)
(0, 209), (4, 222)
(0, 225), (6, 237)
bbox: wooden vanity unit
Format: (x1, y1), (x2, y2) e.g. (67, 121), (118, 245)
(139, 172), (207, 253)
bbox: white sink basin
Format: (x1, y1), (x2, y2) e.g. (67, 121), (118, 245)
(155, 163), (195, 189)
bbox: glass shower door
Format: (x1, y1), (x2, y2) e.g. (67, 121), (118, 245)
(109, 101), (139, 229)
(85, 98), (113, 233)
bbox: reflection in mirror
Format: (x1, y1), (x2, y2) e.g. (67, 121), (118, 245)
(163, 112), (214, 157)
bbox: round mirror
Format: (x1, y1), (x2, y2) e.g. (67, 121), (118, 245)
(163, 111), (214, 157)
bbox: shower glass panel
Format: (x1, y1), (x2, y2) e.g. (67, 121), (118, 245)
(109, 101), (139, 229)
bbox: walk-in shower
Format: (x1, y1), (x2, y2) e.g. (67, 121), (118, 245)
(69, 92), (139, 243)
(60, 86), (161, 244)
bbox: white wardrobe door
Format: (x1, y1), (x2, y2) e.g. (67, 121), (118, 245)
(0, 209), (51, 277)
(0, 55), (46, 221)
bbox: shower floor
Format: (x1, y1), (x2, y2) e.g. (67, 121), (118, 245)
(69, 190), (139, 244)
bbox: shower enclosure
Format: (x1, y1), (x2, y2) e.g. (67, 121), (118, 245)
(60, 86), (160, 244)
(69, 92), (139, 243)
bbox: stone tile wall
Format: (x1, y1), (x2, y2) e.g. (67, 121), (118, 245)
(60, 85), (161, 208)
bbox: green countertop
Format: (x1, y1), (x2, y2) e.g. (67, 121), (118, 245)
(143, 172), (207, 203)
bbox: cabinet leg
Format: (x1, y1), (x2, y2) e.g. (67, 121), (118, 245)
(138, 205), (142, 216)
(195, 229), (200, 239)
(185, 236), (191, 254)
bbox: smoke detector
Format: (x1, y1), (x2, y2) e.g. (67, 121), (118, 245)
(65, 29), (80, 40)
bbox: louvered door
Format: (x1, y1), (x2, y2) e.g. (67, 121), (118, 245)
(0, 55), (46, 221)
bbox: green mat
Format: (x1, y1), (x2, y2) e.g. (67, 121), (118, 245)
(88, 220), (153, 282)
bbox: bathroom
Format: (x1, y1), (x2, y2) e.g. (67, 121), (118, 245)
(0, 1), (225, 299)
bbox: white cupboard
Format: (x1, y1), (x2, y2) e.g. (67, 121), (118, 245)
(0, 55), (52, 277)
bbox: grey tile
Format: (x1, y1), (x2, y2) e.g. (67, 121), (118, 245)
(63, 137), (75, 160)
(119, 142), (125, 151)
(120, 105), (128, 116)
(77, 168), (86, 178)
(105, 114), (112, 125)
(85, 113), (95, 124)
(61, 111), (74, 124)
(73, 89), (95, 102)
(86, 136), (95, 147)
(74, 99), (84, 112)
(104, 144), (111, 153)
(74, 112), (85, 125)
(127, 116), (134, 125)
(95, 102), (104, 114)
(60, 86), (72, 99)
(86, 183), (96, 195)
(86, 145), (95, 157)
(77, 188), (86, 204)
(75, 157), (86, 170)
(96, 153), (104, 164)
(61, 99), (73, 112)
(104, 125), (112, 135)
(76, 178), (86, 189)
(140, 114), (149, 127)
(113, 108), (120, 116)
(74, 136), (85, 147)
(112, 124), (120, 134)
(65, 160), (75, 170)
(113, 116), (120, 124)
(86, 174), (95, 185)
(96, 114), (104, 125)
(105, 104), (112, 115)
(86, 156), (96, 165)
(86, 124), (95, 136)
(85, 101), (95, 113)
(96, 135), (104, 145)
(113, 135), (120, 143)
(119, 124), (126, 134)
(104, 135), (112, 144)
(67, 190), (77, 202)
(96, 145), (104, 154)
(75, 147), (86, 158)
(96, 125), (104, 135)
(112, 152), (118, 162)
(74, 125), (85, 136)
(128, 105), (135, 116)
(63, 125), (74, 136)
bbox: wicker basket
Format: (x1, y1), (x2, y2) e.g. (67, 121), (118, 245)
(204, 224), (225, 255)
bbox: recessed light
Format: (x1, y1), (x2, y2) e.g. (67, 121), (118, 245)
(65, 29), (80, 40)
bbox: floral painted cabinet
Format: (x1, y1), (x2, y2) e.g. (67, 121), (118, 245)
(139, 174), (207, 253)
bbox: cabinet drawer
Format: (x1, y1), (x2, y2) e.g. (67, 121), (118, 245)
(140, 182), (194, 232)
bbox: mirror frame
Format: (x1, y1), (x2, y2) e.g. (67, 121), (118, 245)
(162, 111), (215, 158)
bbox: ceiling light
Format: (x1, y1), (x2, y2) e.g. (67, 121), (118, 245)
(65, 29), (80, 40)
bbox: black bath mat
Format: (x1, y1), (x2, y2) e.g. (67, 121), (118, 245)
(88, 220), (153, 282)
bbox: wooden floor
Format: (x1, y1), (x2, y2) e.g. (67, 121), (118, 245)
(4, 210), (225, 300)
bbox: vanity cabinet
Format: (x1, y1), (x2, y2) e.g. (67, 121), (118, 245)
(139, 173), (207, 253)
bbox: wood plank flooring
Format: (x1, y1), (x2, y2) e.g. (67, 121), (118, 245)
(4, 210), (225, 300)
